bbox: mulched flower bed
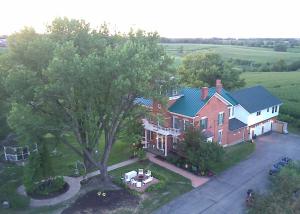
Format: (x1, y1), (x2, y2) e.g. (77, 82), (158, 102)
(62, 189), (140, 214)
(28, 182), (69, 199)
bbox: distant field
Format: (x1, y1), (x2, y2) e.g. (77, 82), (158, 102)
(162, 43), (300, 66)
(242, 72), (300, 120)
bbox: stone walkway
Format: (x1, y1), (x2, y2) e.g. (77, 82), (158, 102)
(147, 153), (209, 188)
(17, 158), (138, 207)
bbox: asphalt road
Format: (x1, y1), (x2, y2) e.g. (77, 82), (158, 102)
(154, 133), (300, 214)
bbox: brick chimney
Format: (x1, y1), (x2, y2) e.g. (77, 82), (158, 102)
(201, 87), (208, 100)
(216, 79), (222, 94)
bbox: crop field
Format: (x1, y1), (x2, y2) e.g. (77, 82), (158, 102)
(242, 72), (300, 120)
(162, 43), (300, 66)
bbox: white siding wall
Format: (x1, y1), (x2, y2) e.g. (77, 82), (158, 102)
(248, 105), (280, 126)
(233, 105), (249, 124)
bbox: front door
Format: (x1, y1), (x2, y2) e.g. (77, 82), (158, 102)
(218, 130), (223, 144)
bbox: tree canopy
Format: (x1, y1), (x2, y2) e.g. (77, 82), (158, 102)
(2, 17), (174, 181)
(179, 52), (245, 90)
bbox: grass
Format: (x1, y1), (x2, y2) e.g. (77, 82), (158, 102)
(210, 142), (256, 174)
(162, 43), (300, 65)
(0, 134), (132, 213)
(48, 135), (132, 176)
(109, 160), (193, 213)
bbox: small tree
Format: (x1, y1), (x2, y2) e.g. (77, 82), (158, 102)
(179, 127), (224, 174)
(24, 142), (55, 193)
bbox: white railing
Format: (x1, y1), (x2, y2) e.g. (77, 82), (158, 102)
(142, 119), (181, 136)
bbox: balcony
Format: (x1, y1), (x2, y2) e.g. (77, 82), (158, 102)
(142, 119), (181, 136)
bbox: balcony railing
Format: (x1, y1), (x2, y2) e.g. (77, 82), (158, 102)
(142, 119), (181, 136)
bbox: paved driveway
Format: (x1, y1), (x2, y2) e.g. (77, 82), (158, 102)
(154, 133), (300, 214)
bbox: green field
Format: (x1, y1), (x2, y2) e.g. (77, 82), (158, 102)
(242, 72), (300, 131)
(162, 43), (300, 65)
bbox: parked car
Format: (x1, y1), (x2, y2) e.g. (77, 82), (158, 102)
(269, 157), (292, 175)
(281, 157), (292, 164)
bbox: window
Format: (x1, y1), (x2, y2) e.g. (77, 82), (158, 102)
(200, 117), (208, 129)
(184, 120), (192, 131)
(218, 112), (224, 125)
(158, 104), (161, 109)
(272, 106), (275, 113)
(174, 118), (184, 131)
(275, 105), (278, 112)
(256, 111), (261, 116)
(267, 108), (269, 112)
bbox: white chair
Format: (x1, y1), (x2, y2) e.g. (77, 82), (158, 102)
(143, 176), (153, 185)
(125, 170), (137, 182)
(136, 182), (142, 188)
(138, 169), (144, 175)
(130, 178), (137, 186)
(145, 170), (151, 177)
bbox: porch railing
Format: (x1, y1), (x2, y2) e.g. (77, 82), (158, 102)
(142, 119), (181, 136)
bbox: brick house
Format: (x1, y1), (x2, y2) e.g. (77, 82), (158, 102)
(136, 80), (282, 156)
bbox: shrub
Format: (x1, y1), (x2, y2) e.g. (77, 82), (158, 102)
(28, 176), (65, 196)
(136, 149), (147, 161)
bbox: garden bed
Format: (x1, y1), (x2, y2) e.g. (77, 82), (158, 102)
(62, 189), (139, 214)
(28, 182), (69, 199)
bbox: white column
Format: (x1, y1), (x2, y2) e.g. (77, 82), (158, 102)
(156, 134), (159, 149)
(144, 129), (147, 148)
(4, 146), (7, 161)
(164, 135), (168, 156)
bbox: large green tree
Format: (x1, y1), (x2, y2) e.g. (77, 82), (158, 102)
(3, 18), (174, 181)
(179, 52), (245, 90)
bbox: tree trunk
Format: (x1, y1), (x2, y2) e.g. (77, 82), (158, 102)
(83, 149), (94, 170)
(99, 163), (109, 182)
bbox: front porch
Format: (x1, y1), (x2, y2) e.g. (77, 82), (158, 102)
(142, 119), (181, 157)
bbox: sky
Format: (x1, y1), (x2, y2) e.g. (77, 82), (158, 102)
(0, 0), (299, 38)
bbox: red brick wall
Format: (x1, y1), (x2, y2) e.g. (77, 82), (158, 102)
(194, 95), (229, 145)
(227, 127), (247, 145)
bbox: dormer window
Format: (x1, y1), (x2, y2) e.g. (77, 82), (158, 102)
(256, 111), (261, 116)
(172, 89), (178, 96)
(158, 104), (161, 109)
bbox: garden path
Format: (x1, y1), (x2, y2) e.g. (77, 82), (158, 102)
(147, 153), (209, 188)
(17, 158), (139, 207)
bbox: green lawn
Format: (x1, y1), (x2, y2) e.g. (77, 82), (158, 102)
(109, 160), (193, 213)
(162, 43), (300, 65)
(210, 142), (256, 174)
(48, 135), (132, 176)
(0, 135), (132, 213)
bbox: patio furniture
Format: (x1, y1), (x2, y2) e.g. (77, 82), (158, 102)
(145, 170), (151, 177)
(125, 170), (137, 182)
(143, 176), (153, 185)
(136, 182), (142, 188)
(130, 178), (137, 185)
(138, 169), (144, 175)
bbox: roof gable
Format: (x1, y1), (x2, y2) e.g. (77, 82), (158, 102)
(230, 85), (282, 113)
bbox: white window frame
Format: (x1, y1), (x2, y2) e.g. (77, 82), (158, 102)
(218, 112), (224, 126)
(200, 117), (208, 130)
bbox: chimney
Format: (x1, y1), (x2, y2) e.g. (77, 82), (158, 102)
(201, 87), (208, 100)
(216, 79), (222, 94)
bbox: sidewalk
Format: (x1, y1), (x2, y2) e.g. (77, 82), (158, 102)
(147, 153), (209, 188)
(17, 158), (139, 207)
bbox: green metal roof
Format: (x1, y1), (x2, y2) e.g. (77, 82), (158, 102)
(168, 87), (238, 117)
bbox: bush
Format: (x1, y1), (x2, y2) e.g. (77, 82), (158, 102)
(0, 183), (30, 209)
(29, 176), (65, 196)
(136, 149), (146, 161)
